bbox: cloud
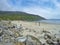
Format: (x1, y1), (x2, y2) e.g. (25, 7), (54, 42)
(0, 0), (60, 19)
(23, 6), (52, 19)
(0, 0), (10, 11)
(0, 0), (24, 11)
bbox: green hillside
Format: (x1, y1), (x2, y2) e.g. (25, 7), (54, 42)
(0, 11), (45, 21)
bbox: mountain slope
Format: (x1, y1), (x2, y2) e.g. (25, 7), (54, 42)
(0, 11), (45, 21)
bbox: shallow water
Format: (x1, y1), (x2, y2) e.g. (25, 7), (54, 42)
(39, 19), (60, 24)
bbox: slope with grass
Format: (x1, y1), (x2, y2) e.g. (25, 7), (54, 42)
(0, 11), (45, 21)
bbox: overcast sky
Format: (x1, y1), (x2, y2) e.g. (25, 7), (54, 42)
(0, 0), (60, 19)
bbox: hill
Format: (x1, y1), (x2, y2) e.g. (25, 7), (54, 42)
(0, 11), (45, 21)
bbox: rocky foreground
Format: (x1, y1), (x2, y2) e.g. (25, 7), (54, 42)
(0, 21), (60, 45)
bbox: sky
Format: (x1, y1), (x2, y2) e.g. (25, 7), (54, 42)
(0, 0), (60, 19)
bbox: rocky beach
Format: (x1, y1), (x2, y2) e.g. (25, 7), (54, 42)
(0, 21), (60, 45)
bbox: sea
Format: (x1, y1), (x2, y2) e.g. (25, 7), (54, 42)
(38, 19), (60, 24)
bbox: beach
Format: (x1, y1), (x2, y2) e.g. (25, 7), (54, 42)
(11, 21), (60, 44)
(0, 20), (60, 45)
(11, 21), (60, 38)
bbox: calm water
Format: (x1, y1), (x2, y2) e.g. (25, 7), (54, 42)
(39, 19), (60, 24)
